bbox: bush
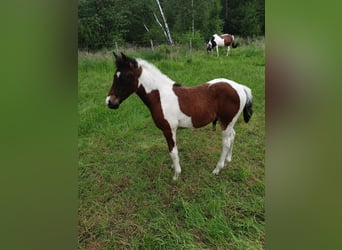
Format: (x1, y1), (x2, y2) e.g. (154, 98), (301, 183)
(177, 31), (205, 50)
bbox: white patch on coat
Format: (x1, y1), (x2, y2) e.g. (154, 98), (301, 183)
(136, 59), (193, 128)
(212, 34), (225, 47)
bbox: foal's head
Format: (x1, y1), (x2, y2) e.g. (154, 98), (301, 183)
(106, 52), (142, 109)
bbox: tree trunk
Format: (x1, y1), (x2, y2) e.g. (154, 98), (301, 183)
(191, 0), (194, 37)
(153, 13), (169, 43)
(155, 0), (173, 45)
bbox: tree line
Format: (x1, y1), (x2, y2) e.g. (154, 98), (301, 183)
(78, 0), (264, 50)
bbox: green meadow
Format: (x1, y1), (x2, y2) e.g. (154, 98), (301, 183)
(78, 41), (265, 249)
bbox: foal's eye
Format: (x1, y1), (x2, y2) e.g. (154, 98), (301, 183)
(120, 75), (131, 81)
(120, 75), (132, 82)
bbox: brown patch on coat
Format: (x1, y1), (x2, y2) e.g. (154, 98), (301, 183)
(220, 34), (234, 46)
(173, 82), (240, 130)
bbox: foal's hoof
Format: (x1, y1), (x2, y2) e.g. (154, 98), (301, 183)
(212, 169), (220, 175)
(172, 172), (180, 181)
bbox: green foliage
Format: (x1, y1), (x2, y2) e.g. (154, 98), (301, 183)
(174, 30), (205, 50)
(78, 43), (265, 249)
(223, 0), (265, 37)
(143, 24), (166, 45)
(206, 0), (224, 36)
(78, 0), (137, 50)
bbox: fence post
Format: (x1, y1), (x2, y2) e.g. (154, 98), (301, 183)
(189, 38), (192, 53)
(115, 42), (119, 53)
(150, 40), (154, 51)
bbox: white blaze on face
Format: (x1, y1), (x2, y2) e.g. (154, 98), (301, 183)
(105, 96), (110, 105)
(116, 71), (121, 78)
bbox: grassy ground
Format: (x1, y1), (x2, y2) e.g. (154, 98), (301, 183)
(78, 41), (265, 249)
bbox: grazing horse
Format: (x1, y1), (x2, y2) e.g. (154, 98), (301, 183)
(106, 52), (253, 180)
(207, 34), (237, 57)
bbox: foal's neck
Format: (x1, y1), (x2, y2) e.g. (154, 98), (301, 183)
(136, 59), (174, 93)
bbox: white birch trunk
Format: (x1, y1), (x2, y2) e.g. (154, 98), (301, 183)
(153, 12), (169, 43)
(155, 0), (173, 45)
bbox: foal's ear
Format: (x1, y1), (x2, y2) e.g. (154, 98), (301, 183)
(120, 52), (128, 61)
(113, 52), (125, 68)
(120, 52), (138, 69)
(113, 52), (122, 66)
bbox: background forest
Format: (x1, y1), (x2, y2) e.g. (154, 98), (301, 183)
(78, 0), (264, 50)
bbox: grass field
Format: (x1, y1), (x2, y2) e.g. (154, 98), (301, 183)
(78, 41), (265, 249)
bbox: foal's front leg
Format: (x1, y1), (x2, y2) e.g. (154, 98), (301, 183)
(163, 128), (181, 180)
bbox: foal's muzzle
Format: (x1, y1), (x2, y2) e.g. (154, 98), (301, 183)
(107, 100), (120, 109)
(106, 96), (120, 109)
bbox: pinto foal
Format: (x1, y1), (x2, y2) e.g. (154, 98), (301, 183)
(106, 53), (253, 180)
(207, 34), (237, 57)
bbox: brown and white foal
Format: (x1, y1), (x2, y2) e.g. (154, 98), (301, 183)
(106, 52), (253, 180)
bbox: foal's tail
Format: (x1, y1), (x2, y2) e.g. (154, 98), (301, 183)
(243, 86), (253, 123)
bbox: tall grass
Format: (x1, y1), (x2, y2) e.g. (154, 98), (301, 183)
(79, 42), (265, 249)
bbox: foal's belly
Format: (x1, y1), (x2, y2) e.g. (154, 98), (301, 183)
(176, 106), (218, 129)
(191, 113), (216, 128)
(178, 113), (216, 129)
(178, 118), (194, 128)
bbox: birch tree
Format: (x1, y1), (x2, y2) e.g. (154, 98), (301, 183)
(155, 0), (173, 45)
(153, 12), (169, 42)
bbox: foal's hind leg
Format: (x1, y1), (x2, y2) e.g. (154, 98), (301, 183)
(212, 128), (231, 175)
(225, 128), (235, 163)
(226, 46), (231, 56)
(212, 126), (234, 175)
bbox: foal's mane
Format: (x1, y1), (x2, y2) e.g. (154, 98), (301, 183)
(136, 59), (175, 88)
(137, 59), (162, 75)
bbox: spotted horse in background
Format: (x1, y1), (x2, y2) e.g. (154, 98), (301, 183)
(207, 34), (238, 57)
